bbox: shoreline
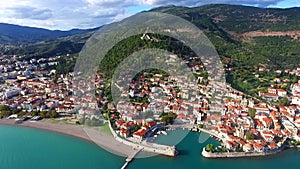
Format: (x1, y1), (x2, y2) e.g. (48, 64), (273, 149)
(201, 146), (285, 158)
(197, 128), (292, 158)
(0, 119), (135, 157)
(0, 119), (93, 142)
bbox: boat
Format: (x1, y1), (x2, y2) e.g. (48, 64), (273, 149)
(161, 131), (167, 135)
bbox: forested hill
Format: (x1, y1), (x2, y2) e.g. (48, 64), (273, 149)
(151, 4), (300, 33)
(151, 4), (300, 69)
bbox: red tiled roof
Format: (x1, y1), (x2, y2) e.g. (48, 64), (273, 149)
(134, 129), (147, 137)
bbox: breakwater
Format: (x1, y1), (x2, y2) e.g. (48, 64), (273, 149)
(201, 146), (285, 158)
(108, 120), (177, 157)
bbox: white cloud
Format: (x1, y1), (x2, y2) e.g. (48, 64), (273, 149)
(7, 6), (52, 20)
(0, 0), (293, 30)
(0, 0), (139, 30)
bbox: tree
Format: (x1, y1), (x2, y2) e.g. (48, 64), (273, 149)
(278, 97), (290, 106)
(161, 112), (177, 124)
(0, 105), (12, 118)
(53, 74), (58, 84)
(133, 124), (141, 132)
(248, 108), (256, 119)
(205, 144), (215, 153)
(199, 124), (205, 128)
(31, 111), (39, 116)
(49, 110), (58, 118)
(39, 110), (58, 118)
(245, 131), (255, 140)
(0, 105), (9, 111)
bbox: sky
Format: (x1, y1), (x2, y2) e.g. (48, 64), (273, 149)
(0, 0), (299, 30)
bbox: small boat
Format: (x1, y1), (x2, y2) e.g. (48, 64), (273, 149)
(161, 131), (167, 135)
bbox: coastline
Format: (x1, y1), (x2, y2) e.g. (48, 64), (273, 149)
(0, 119), (135, 157)
(201, 146), (285, 158)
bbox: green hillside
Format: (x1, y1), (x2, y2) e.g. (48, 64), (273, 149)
(2, 4), (300, 96)
(151, 4), (300, 69)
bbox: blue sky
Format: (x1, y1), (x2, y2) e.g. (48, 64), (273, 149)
(0, 0), (299, 30)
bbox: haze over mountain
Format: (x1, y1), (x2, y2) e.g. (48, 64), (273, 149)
(0, 23), (97, 44)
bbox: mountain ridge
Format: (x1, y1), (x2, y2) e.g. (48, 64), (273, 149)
(2, 4), (300, 70)
(0, 22), (98, 44)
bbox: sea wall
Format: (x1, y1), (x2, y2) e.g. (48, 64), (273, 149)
(198, 128), (226, 143)
(108, 120), (177, 156)
(201, 146), (284, 158)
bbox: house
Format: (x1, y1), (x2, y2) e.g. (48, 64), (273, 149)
(243, 144), (253, 152)
(147, 121), (157, 130)
(121, 121), (135, 130)
(120, 128), (130, 138)
(115, 119), (125, 128)
(252, 142), (265, 152)
(268, 142), (277, 150)
(277, 89), (287, 97)
(133, 128), (147, 140)
(261, 130), (275, 142)
(225, 141), (238, 150)
(268, 88), (277, 94)
(261, 117), (273, 129)
(259, 92), (279, 101)
(253, 106), (270, 114)
(292, 96), (300, 105)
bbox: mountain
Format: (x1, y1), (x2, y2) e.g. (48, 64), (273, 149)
(151, 4), (300, 33)
(2, 4), (300, 70)
(150, 4), (300, 69)
(2, 4), (300, 96)
(0, 23), (97, 44)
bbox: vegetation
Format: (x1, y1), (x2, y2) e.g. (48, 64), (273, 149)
(198, 124), (205, 128)
(248, 108), (256, 119)
(0, 105), (59, 119)
(160, 112), (177, 124)
(98, 33), (195, 79)
(276, 97), (291, 106)
(2, 4), (300, 103)
(205, 144), (215, 153)
(101, 123), (112, 135)
(292, 141), (300, 147)
(151, 4), (300, 97)
(39, 110), (59, 118)
(152, 4), (300, 33)
(0, 105), (11, 118)
(245, 131), (255, 140)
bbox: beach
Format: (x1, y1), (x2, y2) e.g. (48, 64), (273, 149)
(0, 119), (135, 157)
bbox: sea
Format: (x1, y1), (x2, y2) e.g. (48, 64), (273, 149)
(0, 125), (300, 169)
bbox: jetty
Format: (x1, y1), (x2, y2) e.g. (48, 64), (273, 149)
(121, 148), (142, 169)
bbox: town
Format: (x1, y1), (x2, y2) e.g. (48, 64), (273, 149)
(1, 52), (300, 158)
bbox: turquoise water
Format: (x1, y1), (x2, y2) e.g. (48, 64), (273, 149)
(129, 130), (300, 169)
(1, 126), (300, 169)
(0, 125), (124, 169)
